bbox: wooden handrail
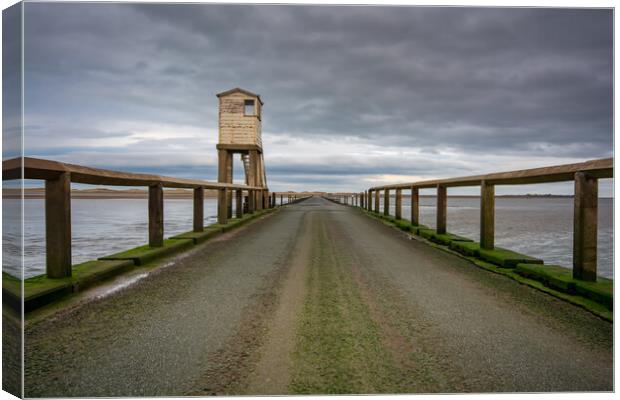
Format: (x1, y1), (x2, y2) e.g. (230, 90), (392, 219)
(2, 156), (273, 279)
(369, 158), (613, 190)
(2, 157), (264, 190)
(363, 157), (613, 283)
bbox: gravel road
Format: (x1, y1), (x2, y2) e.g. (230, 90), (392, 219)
(24, 197), (613, 396)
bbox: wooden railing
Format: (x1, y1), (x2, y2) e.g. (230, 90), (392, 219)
(360, 158), (613, 281)
(272, 192), (299, 205)
(2, 157), (273, 279)
(325, 193), (361, 206)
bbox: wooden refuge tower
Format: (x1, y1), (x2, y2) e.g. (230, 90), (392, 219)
(216, 87), (267, 213)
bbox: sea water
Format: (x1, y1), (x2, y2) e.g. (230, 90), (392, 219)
(2, 197), (613, 279)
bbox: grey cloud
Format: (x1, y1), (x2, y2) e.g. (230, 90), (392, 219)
(18, 3), (613, 192)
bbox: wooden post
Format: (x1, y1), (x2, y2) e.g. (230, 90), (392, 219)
(248, 150), (259, 210)
(374, 190), (380, 213)
(218, 149), (228, 182)
(436, 185), (447, 234)
(193, 187), (204, 232)
(248, 189), (255, 213)
(384, 189), (390, 216)
(248, 190), (255, 213)
(573, 172), (598, 281)
(226, 152), (233, 218)
(395, 188), (402, 220)
(45, 172), (72, 278)
(149, 183), (164, 247)
(271, 192), (276, 208)
(217, 149), (233, 219)
(280, 194), (283, 205)
(480, 181), (495, 250)
(411, 187), (419, 225)
(361, 192), (365, 208)
(218, 188), (228, 224)
(227, 194), (233, 218)
(256, 189), (263, 211)
(236, 189), (243, 218)
(367, 190), (372, 211)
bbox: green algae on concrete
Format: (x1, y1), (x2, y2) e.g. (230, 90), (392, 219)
(22, 275), (73, 312)
(413, 227), (473, 247)
(171, 209), (275, 244)
(222, 210), (273, 231)
(478, 247), (543, 268)
(430, 232), (473, 246)
(417, 228), (436, 240)
(449, 241), (481, 257)
(394, 219), (413, 232)
(71, 259), (136, 291)
(2, 272), (20, 293)
(170, 227), (223, 244)
(516, 263), (577, 293)
(515, 263), (613, 310)
(362, 210), (429, 235)
(100, 238), (194, 266)
(3, 272), (24, 311)
(4, 260), (137, 312)
(412, 224), (430, 235)
(574, 278), (613, 310)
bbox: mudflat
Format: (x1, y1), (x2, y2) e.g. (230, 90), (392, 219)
(24, 197), (613, 396)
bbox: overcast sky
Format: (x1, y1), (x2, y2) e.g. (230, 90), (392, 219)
(14, 3), (614, 194)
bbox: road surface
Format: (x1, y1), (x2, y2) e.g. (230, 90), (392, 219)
(24, 197), (613, 396)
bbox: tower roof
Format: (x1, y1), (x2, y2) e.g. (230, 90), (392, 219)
(216, 87), (264, 105)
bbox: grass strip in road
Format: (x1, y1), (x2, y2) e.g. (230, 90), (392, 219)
(290, 216), (402, 394)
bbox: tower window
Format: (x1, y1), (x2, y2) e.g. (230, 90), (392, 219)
(244, 99), (255, 116)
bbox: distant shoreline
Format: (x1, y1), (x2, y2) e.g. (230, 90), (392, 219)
(2, 188), (612, 200)
(3, 188), (217, 199)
